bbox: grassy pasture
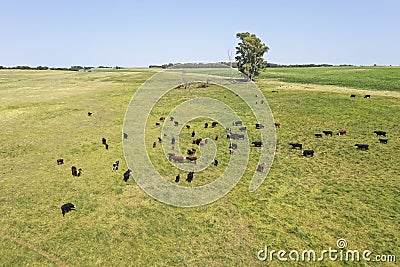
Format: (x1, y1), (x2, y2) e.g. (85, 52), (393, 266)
(260, 66), (400, 91)
(0, 68), (399, 266)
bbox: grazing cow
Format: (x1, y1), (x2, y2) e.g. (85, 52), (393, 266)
(289, 143), (303, 149)
(212, 122), (219, 128)
(186, 156), (197, 163)
(204, 122), (209, 128)
(57, 158), (64, 165)
(350, 94), (356, 98)
(315, 133), (323, 138)
(112, 160), (119, 171)
(105, 144), (109, 150)
(159, 116), (166, 121)
(71, 166), (78, 176)
(186, 171), (194, 183)
(194, 138), (203, 146)
(374, 131), (386, 136)
(233, 121), (243, 126)
(239, 127), (246, 131)
(355, 144), (369, 150)
(61, 203), (76, 217)
(186, 125), (191, 129)
(229, 143), (238, 150)
(379, 138), (388, 144)
(88, 112), (92, 116)
(252, 141), (263, 147)
(156, 122), (160, 126)
(364, 94), (371, 98)
(77, 168), (82, 177)
(158, 137), (162, 142)
(214, 159), (218, 167)
(187, 149), (195, 155)
(174, 121), (179, 126)
(337, 129), (347, 135)
(169, 155), (185, 163)
(274, 122), (281, 128)
(257, 162), (266, 172)
(123, 169), (132, 182)
(175, 173), (180, 183)
(256, 124), (264, 129)
(123, 133), (128, 139)
(102, 138), (107, 145)
(153, 141), (156, 148)
(302, 150), (314, 157)
(171, 137), (175, 144)
(170, 117), (174, 121)
(230, 133), (245, 140)
(323, 131), (333, 136)
(192, 131), (196, 137)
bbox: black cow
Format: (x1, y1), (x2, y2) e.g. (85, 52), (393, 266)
(155, 122), (160, 126)
(153, 141), (156, 148)
(88, 112), (93, 116)
(105, 144), (109, 150)
(233, 121), (243, 126)
(252, 141), (263, 147)
(77, 168), (82, 177)
(204, 122), (209, 128)
(323, 131), (333, 136)
(61, 203), (76, 217)
(350, 94), (356, 98)
(256, 124), (264, 129)
(239, 127), (246, 131)
(158, 137), (162, 142)
(170, 117), (174, 121)
(187, 149), (195, 155)
(302, 150), (314, 157)
(186, 125), (191, 129)
(186, 171), (194, 183)
(374, 131), (386, 136)
(71, 166), (78, 176)
(102, 138), (107, 145)
(123, 169), (132, 182)
(57, 158), (64, 165)
(123, 133), (128, 139)
(355, 144), (369, 150)
(175, 173), (180, 183)
(379, 139), (388, 144)
(230, 133), (245, 140)
(212, 122), (219, 128)
(214, 159), (218, 167)
(112, 160), (119, 171)
(229, 143), (238, 150)
(289, 143), (302, 149)
(364, 94), (371, 98)
(315, 133), (323, 138)
(191, 131), (196, 137)
(174, 121), (179, 126)
(271, 90), (278, 93)
(171, 137), (176, 144)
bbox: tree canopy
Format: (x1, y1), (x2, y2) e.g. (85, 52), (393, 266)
(235, 32), (269, 80)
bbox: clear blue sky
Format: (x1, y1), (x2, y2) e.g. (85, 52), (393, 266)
(1, 0), (399, 67)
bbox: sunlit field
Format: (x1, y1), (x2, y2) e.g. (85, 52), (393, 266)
(0, 67), (399, 266)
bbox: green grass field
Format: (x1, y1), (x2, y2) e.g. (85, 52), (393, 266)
(0, 67), (399, 266)
(260, 66), (400, 91)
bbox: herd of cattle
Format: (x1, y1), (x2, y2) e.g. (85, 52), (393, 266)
(57, 92), (393, 216)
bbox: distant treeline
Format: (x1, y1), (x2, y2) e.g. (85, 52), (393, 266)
(150, 62), (354, 69)
(0, 65), (123, 71)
